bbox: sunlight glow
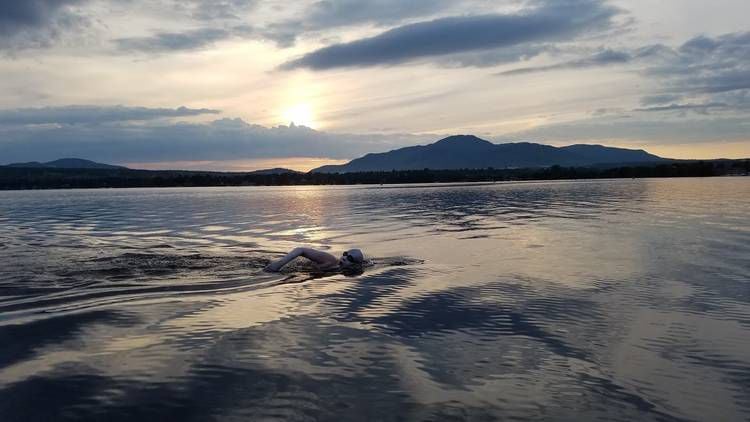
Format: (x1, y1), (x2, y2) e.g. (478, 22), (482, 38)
(282, 103), (316, 128)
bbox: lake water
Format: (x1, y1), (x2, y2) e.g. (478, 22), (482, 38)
(1, 178), (749, 421)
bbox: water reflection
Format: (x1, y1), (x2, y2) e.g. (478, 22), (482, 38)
(0, 179), (749, 421)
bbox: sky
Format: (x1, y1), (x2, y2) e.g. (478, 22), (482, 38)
(0, 0), (748, 171)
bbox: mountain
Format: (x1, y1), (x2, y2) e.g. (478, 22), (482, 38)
(312, 135), (665, 173)
(3, 158), (126, 170)
(247, 168), (302, 175)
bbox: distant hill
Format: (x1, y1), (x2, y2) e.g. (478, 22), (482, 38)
(3, 158), (126, 170)
(247, 168), (302, 175)
(312, 135), (665, 173)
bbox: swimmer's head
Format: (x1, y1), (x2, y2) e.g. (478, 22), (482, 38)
(340, 249), (364, 268)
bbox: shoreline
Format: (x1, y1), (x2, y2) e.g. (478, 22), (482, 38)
(0, 174), (747, 193)
(0, 159), (748, 191)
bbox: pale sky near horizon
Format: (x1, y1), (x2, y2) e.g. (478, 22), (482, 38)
(0, 0), (748, 171)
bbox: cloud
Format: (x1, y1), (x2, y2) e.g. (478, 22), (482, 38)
(281, 0), (619, 70)
(500, 115), (750, 145)
(0, 0), (87, 50)
(438, 44), (550, 68)
(0, 105), (220, 125)
(109, 0), (258, 53)
(646, 32), (750, 95)
(0, 116), (431, 164)
(497, 48), (631, 76)
(496, 43), (672, 76)
(114, 26), (253, 53)
(492, 31), (749, 114)
(0, 0), (80, 35)
(115, 0), (451, 53)
(629, 32), (750, 114)
(640, 94), (683, 106)
(263, 0), (454, 47)
(303, 0), (450, 28)
(632, 102), (728, 114)
(175, 0), (257, 21)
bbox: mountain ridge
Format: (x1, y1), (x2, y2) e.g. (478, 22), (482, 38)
(0, 159), (302, 175)
(3, 158), (127, 170)
(312, 135), (665, 173)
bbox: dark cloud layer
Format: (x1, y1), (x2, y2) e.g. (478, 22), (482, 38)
(281, 0), (618, 69)
(0, 0), (86, 50)
(0, 0), (80, 35)
(0, 117), (427, 164)
(0, 105), (220, 125)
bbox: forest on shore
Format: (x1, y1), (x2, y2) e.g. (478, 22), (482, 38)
(0, 160), (747, 190)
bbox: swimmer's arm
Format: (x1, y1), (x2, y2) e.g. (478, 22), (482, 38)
(264, 248), (304, 272)
(264, 247), (338, 272)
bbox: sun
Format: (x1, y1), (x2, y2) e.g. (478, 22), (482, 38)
(282, 103), (316, 128)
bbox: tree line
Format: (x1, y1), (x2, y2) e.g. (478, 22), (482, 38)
(0, 160), (747, 190)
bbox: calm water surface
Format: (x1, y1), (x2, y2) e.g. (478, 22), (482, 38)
(1, 178), (749, 421)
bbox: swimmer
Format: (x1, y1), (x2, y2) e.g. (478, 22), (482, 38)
(264, 247), (365, 273)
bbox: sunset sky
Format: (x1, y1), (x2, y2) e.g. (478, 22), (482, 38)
(0, 0), (748, 171)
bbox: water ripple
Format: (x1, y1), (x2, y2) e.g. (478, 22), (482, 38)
(0, 179), (749, 421)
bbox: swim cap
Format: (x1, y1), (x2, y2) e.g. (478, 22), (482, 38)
(344, 249), (365, 264)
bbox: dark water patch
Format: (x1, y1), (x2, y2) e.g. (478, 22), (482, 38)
(0, 310), (139, 369)
(576, 373), (685, 422)
(372, 288), (588, 361)
(318, 267), (419, 321)
(0, 370), (119, 422)
(520, 295), (606, 326)
(0, 331), (412, 421)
